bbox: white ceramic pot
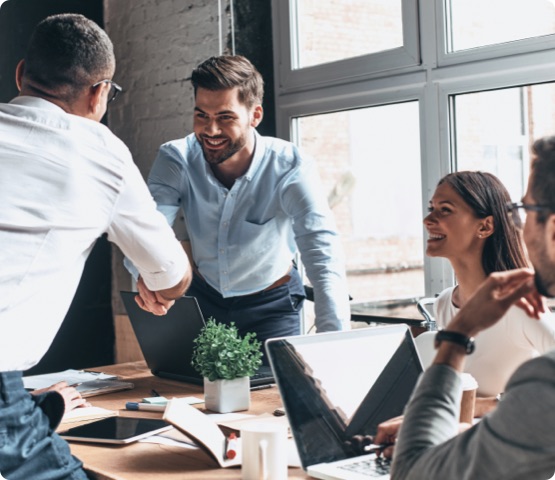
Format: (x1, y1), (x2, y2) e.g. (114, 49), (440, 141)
(204, 376), (250, 413)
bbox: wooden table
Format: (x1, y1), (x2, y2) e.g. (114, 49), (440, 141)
(65, 361), (310, 479)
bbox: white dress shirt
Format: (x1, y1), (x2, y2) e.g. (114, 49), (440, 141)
(0, 96), (187, 371)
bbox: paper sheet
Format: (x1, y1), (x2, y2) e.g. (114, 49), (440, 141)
(23, 369), (117, 390)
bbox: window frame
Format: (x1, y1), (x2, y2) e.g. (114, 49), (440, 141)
(272, 0), (420, 94)
(272, 0), (555, 303)
(437, 0), (555, 66)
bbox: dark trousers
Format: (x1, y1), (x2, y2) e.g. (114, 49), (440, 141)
(0, 372), (88, 480)
(186, 266), (306, 364)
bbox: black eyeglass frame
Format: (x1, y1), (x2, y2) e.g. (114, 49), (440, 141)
(506, 201), (551, 227)
(91, 79), (122, 103)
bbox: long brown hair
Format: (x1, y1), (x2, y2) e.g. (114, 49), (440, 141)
(438, 171), (528, 274)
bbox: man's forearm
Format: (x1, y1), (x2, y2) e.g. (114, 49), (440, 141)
(432, 341), (467, 371)
(392, 364), (463, 479)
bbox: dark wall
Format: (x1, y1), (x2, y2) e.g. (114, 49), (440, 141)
(0, 0), (115, 374)
(232, 1), (276, 138)
(0, 0), (104, 102)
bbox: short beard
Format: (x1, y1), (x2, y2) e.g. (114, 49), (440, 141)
(202, 144), (240, 165)
(199, 135), (245, 166)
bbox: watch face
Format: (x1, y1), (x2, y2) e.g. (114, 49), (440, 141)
(465, 341), (475, 355)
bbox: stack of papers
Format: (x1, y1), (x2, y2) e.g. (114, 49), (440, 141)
(23, 369), (134, 397)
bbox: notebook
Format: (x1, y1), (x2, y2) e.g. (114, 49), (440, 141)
(265, 324), (423, 479)
(120, 291), (275, 387)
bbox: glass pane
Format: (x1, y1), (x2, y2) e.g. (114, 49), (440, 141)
(453, 83), (555, 201)
(293, 0), (403, 69)
(295, 102), (424, 328)
(447, 0), (555, 52)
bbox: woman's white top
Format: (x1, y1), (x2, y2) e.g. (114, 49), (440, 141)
(433, 286), (555, 396)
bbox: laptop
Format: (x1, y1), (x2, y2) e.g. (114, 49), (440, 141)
(266, 324), (423, 479)
(120, 291), (275, 387)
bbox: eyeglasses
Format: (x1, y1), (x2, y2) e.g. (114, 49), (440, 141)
(91, 79), (122, 103)
(506, 201), (551, 228)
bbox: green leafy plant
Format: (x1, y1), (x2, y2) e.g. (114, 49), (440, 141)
(191, 318), (263, 381)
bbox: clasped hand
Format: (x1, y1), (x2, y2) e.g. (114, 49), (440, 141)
(134, 276), (175, 315)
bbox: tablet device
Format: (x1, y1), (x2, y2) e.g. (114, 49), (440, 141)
(60, 416), (172, 444)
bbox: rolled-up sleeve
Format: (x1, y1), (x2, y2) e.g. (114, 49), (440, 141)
(281, 159), (351, 332)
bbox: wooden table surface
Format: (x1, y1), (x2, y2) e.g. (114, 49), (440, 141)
(64, 361), (311, 480)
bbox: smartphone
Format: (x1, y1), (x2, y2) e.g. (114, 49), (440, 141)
(60, 416), (172, 444)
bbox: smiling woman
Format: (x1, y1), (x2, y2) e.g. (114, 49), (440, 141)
(421, 171), (555, 414)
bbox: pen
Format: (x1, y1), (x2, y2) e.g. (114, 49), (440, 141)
(225, 432), (238, 459)
(125, 402), (166, 412)
(249, 384), (274, 391)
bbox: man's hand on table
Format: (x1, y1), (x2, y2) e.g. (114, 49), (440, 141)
(31, 381), (91, 415)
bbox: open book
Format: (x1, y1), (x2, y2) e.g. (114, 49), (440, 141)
(58, 406), (118, 430)
(163, 399), (242, 468)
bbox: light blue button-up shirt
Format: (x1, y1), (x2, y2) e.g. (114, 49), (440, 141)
(147, 131), (351, 332)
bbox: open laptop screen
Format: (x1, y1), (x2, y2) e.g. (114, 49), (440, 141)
(265, 325), (423, 470)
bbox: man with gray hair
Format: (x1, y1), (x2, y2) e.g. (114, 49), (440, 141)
(0, 13), (190, 478)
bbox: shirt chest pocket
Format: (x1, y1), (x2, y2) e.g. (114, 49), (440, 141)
(238, 217), (279, 255)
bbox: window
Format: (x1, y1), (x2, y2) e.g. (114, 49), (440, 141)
(453, 83), (555, 199)
(292, 0), (403, 69)
(272, 0), (419, 92)
(273, 0), (555, 324)
(446, 0), (555, 52)
(296, 103), (424, 329)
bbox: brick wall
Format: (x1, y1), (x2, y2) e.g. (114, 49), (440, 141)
(103, 0), (275, 320)
(105, 0), (226, 177)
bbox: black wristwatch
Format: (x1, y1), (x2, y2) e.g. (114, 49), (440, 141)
(434, 330), (475, 354)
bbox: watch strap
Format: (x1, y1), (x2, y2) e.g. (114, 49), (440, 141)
(434, 330), (475, 354)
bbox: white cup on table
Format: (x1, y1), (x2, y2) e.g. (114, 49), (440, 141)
(241, 422), (288, 480)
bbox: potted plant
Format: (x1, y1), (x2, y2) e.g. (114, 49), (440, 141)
(191, 318), (263, 413)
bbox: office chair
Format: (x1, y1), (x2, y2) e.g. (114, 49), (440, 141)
(303, 285), (437, 332)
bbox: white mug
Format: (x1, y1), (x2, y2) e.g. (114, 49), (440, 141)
(241, 422), (288, 480)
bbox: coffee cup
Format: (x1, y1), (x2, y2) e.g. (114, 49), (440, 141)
(241, 422), (288, 480)
(459, 373), (478, 423)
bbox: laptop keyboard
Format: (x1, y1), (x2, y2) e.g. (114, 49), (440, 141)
(338, 456), (391, 477)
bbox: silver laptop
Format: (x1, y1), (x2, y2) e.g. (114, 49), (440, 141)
(121, 291), (275, 387)
(265, 324), (423, 479)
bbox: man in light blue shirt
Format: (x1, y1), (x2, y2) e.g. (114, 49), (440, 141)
(147, 55), (351, 355)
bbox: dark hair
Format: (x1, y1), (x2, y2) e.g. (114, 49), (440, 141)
(23, 14), (115, 102)
(191, 55), (264, 108)
(438, 171), (528, 274)
(531, 136), (555, 223)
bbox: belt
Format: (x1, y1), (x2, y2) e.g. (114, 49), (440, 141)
(193, 265), (293, 295)
(262, 270), (292, 292)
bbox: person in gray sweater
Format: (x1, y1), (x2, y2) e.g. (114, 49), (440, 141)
(376, 136), (555, 479)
